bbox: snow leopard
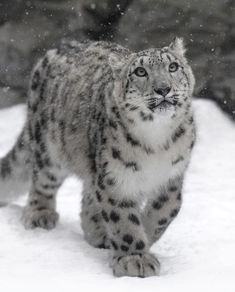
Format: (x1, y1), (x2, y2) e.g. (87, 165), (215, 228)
(0, 38), (195, 277)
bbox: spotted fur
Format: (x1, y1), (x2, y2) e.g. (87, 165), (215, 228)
(0, 38), (196, 277)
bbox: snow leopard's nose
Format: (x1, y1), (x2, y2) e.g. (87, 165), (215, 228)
(154, 86), (171, 97)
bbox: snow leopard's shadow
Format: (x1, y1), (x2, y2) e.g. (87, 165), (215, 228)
(0, 202), (109, 271)
(0, 203), (32, 240)
(55, 220), (109, 263)
(0, 202), (8, 207)
(0, 203), (24, 225)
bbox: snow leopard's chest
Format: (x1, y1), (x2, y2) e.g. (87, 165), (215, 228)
(105, 137), (191, 199)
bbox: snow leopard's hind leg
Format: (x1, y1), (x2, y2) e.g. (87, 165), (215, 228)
(22, 153), (66, 230)
(81, 185), (109, 249)
(0, 128), (32, 204)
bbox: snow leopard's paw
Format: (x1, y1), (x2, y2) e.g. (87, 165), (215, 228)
(111, 253), (160, 278)
(22, 207), (59, 230)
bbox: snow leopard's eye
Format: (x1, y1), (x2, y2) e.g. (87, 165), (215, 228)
(169, 62), (179, 73)
(134, 67), (148, 77)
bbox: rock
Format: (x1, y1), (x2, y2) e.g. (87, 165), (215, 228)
(0, 0), (234, 118)
(199, 53), (235, 120)
(0, 87), (24, 109)
(0, 0), (85, 106)
(116, 0), (229, 93)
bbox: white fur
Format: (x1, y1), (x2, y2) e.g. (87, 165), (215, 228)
(106, 117), (192, 200)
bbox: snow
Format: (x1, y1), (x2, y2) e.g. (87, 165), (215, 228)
(0, 99), (235, 291)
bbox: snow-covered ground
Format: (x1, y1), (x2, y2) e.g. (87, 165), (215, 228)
(0, 99), (235, 292)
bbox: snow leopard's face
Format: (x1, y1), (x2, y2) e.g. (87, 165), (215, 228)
(110, 38), (195, 121)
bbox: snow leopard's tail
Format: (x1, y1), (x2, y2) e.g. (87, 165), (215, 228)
(0, 127), (31, 204)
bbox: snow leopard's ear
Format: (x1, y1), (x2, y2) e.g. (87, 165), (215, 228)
(109, 53), (126, 78)
(109, 53), (136, 79)
(169, 37), (186, 56)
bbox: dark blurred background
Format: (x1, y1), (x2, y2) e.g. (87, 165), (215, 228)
(0, 0), (234, 118)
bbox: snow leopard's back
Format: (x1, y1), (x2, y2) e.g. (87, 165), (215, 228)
(0, 40), (127, 202)
(26, 41), (130, 176)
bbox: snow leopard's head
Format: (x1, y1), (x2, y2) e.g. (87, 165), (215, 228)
(109, 38), (195, 122)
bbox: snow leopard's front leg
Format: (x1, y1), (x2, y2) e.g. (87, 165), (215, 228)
(142, 178), (183, 246)
(95, 190), (160, 277)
